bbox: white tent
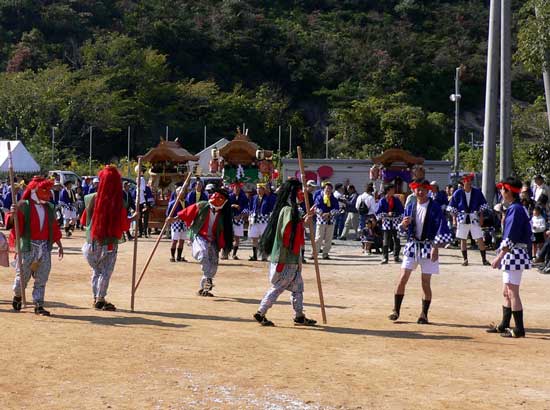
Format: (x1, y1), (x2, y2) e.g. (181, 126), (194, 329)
(0, 140), (40, 173)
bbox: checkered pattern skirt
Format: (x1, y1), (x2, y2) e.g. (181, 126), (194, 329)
(171, 220), (187, 241)
(500, 239), (531, 271)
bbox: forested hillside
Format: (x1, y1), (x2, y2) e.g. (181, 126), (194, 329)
(0, 0), (547, 173)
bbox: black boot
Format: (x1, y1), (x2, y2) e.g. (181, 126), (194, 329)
(232, 246), (239, 260)
(249, 247), (258, 261)
(389, 294), (404, 321)
(254, 311), (275, 326)
(34, 305), (51, 316)
(170, 247), (176, 262)
(294, 315), (317, 326)
(381, 246), (389, 264)
(487, 306), (512, 333)
(176, 247), (186, 262)
(12, 296), (22, 311)
(502, 310), (525, 338)
(418, 299), (431, 324)
(481, 250), (490, 266)
(461, 250), (468, 266)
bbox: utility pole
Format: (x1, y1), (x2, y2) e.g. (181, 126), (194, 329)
(165, 125), (169, 141)
(289, 125), (292, 156)
(89, 126), (93, 175)
(278, 125), (281, 156)
(127, 126), (131, 178)
(51, 127), (55, 168)
(203, 125), (207, 149)
(535, 4), (550, 131)
(325, 127), (329, 159)
(500, 0), (512, 180)
(482, 0), (501, 204)
(450, 67), (462, 179)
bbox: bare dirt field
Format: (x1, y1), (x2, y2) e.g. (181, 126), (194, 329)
(1, 230), (550, 410)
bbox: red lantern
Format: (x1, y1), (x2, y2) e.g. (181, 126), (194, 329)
(317, 165), (333, 179)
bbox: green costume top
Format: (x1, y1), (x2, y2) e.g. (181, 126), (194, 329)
(269, 206), (304, 264)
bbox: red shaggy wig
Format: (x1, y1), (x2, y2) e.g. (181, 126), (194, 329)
(21, 176), (54, 200)
(91, 166), (124, 242)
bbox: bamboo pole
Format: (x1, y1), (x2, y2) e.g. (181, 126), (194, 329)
(133, 170), (193, 296)
(7, 142), (26, 307)
(297, 146), (327, 324)
(130, 157), (142, 312)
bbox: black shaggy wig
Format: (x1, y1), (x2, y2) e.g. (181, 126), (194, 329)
(213, 188), (234, 253)
(260, 179), (302, 257)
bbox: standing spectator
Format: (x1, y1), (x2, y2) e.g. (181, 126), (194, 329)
(375, 183), (404, 264)
(531, 175), (548, 203)
(75, 185), (85, 230)
(122, 181), (135, 240)
(185, 178), (208, 205)
(333, 183), (347, 239)
(531, 206), (546, 261)
(356, 184), (377, 231)
(313, 181), (339, 260)
(339, 185), (359, 240)
(430, 182), (449, 211)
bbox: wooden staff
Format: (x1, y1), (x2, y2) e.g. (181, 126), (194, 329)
(7, 142), (26, 307)
(130, 157), (142, 312)
(297, 146), (327, 324)
(133, 169), (193, 296)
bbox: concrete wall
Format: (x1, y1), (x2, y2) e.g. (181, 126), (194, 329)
(282, 158), (452, 190)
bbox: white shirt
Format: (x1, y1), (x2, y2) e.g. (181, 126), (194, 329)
(531, 215), (546, 233)
(139, 176), (146, 205)
(533, 184), (548, 202)
(415, 201), (429, 240)
(34, 203), (45, 231)
(465, 190), (471, 208)
(356, 192), (376, 215)
(207, 208), (217, 241)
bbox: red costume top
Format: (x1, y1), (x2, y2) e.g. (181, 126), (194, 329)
(177, 202), (226, 250)
(8, 202), (62, 248)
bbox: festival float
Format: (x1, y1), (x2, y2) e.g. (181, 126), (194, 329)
(140, 139), (199, 229)
(209, 128), (276, 189)
(371, 148), (425, 200)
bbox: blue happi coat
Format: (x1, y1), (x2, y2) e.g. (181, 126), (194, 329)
(448, 187), (489, 224)
(499, 201), (532, 271)
(400, 198), (453, 260)
(375, 195), (404, 231)
(249, 192), (276, 224)
(230, 190), (249, 225)
(314, 193), (339, 225)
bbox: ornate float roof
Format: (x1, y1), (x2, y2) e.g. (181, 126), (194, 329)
(219, 129), (272, 166)
(141, 139), (199, 163)
(371, 148), (424, 167)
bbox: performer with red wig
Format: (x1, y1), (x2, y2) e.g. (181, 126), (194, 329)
(7, 176), (63, 315)
(172, 188), (233, 296)
(81, 166), (133, 311)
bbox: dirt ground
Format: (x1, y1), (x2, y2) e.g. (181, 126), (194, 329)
(1, 230), (550, 410)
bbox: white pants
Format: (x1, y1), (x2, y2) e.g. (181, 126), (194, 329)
(401, 256), (439, 275)
(315, 224), (335, 256)
(456, 223), (483, 240)
(503, 269), (522, 285)
(248, 223), (267, 239)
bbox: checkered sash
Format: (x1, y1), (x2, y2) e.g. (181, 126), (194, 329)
(403, 240), (432, 261)
(499, 238), (531, 270)
(380, 215), (402, 231)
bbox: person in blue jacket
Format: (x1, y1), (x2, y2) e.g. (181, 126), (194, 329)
(227, 181), (249, 260)
(447, 173), (490, 266)
(185, 178), (208, 206)
(248, 183), (277, 261)
(487, 177), (531, 338)
(375, 183), (404, 264)
(388, 179), (452, 324)
(313, 181), (339, 260)
(166, 185), (187, 262)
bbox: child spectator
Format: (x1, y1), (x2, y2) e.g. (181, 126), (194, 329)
(531, 205), (546, 260)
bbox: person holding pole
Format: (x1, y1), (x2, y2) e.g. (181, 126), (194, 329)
(81, 165), (134, 311)
(447, 173), (490, 266)
(7, 176), (64, 315)
(172, 188), (233, 297)
(388, 179), (452, 324)
(254, 179), (317, 326)
(487, 177), (531, 338)
(313, 181), (339, 260)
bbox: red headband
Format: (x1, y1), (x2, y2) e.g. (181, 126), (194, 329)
(230, 182), (243, 188)
(409, 182), (431, 191)
(462, 173), (475, 182)
(496, 182), (521, 194)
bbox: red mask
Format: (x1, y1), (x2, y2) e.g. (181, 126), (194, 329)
(208, 192), (227, 209)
